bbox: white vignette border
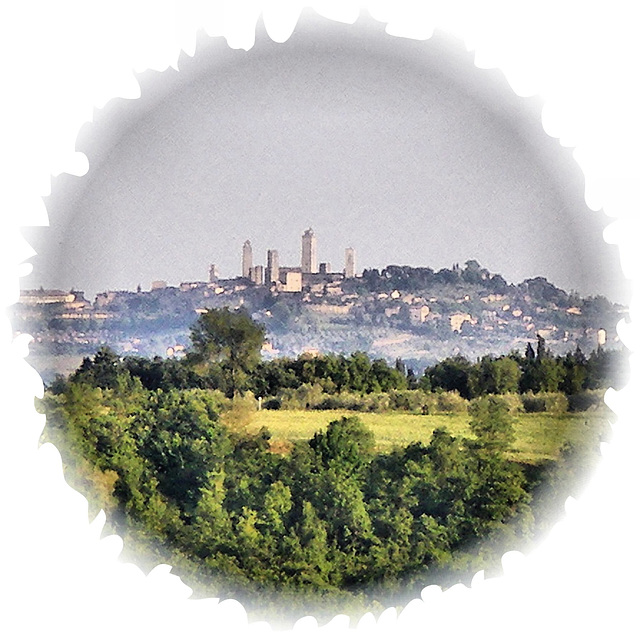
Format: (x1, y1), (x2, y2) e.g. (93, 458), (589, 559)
(1, 2), (638, 634)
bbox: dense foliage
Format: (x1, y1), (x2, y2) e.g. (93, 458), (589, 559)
(188, 307), (266, 397)
(423, 336), (626, 400)
(61, 329), (625, 409)
(41, 310), (616, 624)
(43, 377), (538, 622)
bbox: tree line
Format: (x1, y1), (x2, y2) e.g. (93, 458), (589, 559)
(422, 335), (625, 399)
(55, 307), (625, 408)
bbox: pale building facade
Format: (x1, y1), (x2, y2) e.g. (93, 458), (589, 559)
(450, 312), (473, 332)
(282, 270), (302, 292)
(19, 289), (76, 305)
(409, 305), (431, 324)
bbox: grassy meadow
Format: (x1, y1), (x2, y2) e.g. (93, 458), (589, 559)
(249, 408), (609, 465)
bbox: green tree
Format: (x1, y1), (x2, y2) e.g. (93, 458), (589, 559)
(138, 390), (232, 514)
(561, 353), (587, 394)
(346, 351), (372, 392)
(536, 334), (550, 361)
(422, 429), (475, 541)
(468, 396), (516, 453)
(518, 337), (565, 393)
(370, 357), (407, 392)
(465, 450), (530, 534)
(190, 470), (234, 556)
(259, 480), (293, 538)
(539, 357), (565, 392)
(319, 470), (373, 550)
(309, 416), (375, 476)
(288, 501), (332, 586)
(72, 346), (122, 389)
(470, 356), (521, 396)
(585, 346), (629, 390)
(189, 308), (266, 397)
(491, 357), (521, 393)
(426, 356), (473, 399)
(465, 397), (530, 537)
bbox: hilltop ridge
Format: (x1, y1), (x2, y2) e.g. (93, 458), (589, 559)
(12, 260), (625, 383)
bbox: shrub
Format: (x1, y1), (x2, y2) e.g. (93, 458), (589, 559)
(263, 398), (282, 410)
(314, 395), (344, 411)
(541, 392), (569, 414)
(360, 392), (390, 412)
(470, 393), (523, 415)
(388, 389), (430, 412)
(521, 392), (568, 414)
(497, 392), (524, 414)
(312, 392), (388, 412)
(278, 383), (325, 410)
(430, 391), (468, 414)
(567, 390), (604, 412)
(219, 392), (258, 430)
(522, 393), (546, 413)
(195, 388), (231, 412)
(468, 395), (516, 451)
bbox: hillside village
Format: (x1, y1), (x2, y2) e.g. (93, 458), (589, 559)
(12, 257), (626, 385)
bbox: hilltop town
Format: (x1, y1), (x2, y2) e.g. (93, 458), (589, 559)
(12, 229), (626, 384)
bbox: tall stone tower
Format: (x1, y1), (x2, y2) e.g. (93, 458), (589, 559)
(301, 228), (317, 274)
(266, 249), (280, 284)
(242, 240), (253, 279)
(344, 247), (356, 278)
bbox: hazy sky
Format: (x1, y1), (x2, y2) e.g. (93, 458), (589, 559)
(24, 10), (628, 303)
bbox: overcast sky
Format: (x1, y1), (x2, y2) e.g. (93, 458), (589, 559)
(24, 10), (629, 304)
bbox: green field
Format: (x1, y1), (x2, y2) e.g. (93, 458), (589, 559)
(248, 408), (609, 465)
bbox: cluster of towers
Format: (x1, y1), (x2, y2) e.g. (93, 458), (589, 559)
(240, 228), (356, 287)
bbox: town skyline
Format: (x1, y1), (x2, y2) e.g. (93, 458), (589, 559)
(20, 224), (624, 309)
(236, 228), (356, 288)
(14, 251), (624, 388)
(21, 15), (629, 305)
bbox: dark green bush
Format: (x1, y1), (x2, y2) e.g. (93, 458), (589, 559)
(263, 398), (282, 410)
(568, 390), (604, 412)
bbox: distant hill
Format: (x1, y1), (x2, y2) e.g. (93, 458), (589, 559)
(12, 260), (626, 383)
